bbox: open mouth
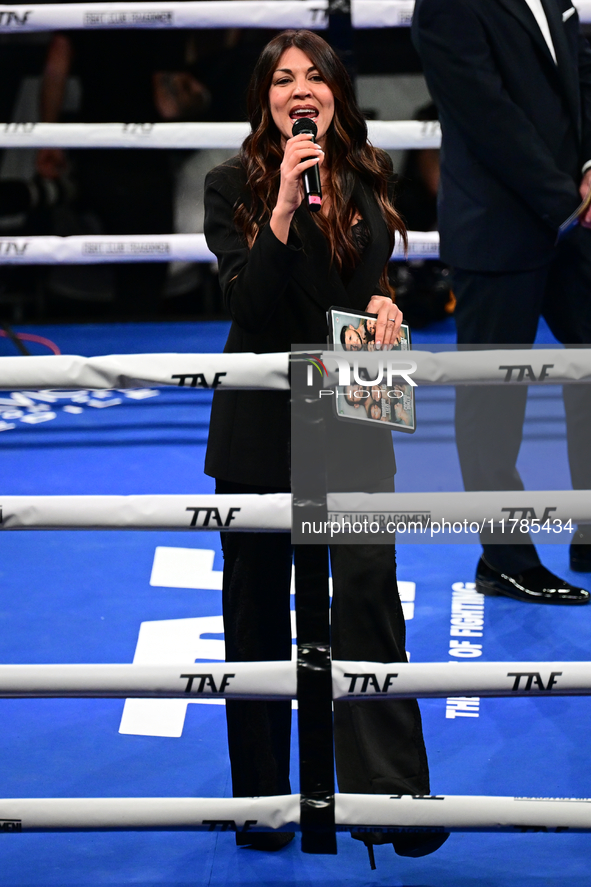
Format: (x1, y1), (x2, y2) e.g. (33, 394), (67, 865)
(289, 107), (319, 120)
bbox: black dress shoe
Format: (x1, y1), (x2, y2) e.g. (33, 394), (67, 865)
(570, 544), (591, 573)
(476, 557), (590, 604)
(236, 831), (295, 851)
(352, 829), (449, 869)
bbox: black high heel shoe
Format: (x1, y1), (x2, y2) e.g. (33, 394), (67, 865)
(352, 829), (449, 869)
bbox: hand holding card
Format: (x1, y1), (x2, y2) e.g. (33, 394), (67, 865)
(327, 305), (416, 433)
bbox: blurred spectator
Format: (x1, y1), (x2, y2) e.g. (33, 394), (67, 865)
(0, 32), (52, 321)
(36, 29), (207, 317)
(390, 101), (454, 328)
(163, 26), (272, 314)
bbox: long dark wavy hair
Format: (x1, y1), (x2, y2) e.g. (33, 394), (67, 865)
(236, 29), (406, 296)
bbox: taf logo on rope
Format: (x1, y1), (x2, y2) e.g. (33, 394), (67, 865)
(122, 123), (154, 136)
(0, 10), (31, 26)
(202, 819), (258, 832)
(181, 673), (235, 694)
(344, 672), (399, 693)
(2, 122), (35, 134)
(501, 506), (557, 521)
(0, 241), (28, 256)
(186, 506), (240, 528)
(308, 6), (327, 24)
(499, 363), (554, 382)
(507, 671), (562, 691)
(173, 373), (227, 388)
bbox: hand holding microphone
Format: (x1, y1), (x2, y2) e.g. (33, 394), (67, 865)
(291, 117), (323, 212)
(271, 117), (324, 243)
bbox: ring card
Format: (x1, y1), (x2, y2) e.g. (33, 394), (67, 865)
(327, 306), (416, 433)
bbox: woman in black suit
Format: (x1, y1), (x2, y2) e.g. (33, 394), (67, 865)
(203, 29), (445, 860)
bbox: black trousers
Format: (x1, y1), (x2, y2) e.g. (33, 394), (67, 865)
(216, 479), (430, 800)
(453, 226), (591, 572)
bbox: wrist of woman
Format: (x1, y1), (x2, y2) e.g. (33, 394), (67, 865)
(270, 206), (296, 245)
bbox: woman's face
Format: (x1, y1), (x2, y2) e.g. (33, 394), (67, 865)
(269, 46), (335, 148)
(370, 386), (381, 402)
(344, 325), (363, 351)
(344, 384), (366, 406)
(369, 403), (382, 420)
(365, 318), (376, 337)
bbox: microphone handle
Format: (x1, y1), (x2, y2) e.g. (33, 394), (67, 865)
(302, 147), (322, 212)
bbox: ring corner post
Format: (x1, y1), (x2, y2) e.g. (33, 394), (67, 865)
(290, 351), (337, 855)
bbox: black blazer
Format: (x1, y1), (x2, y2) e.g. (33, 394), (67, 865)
(203, 157), (396, 488)
(412, 0), (591, 271)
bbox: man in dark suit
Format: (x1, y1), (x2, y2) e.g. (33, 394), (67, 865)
(412, 0), (591, 603)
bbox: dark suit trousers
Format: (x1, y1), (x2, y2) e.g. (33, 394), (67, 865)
(216, 479), (430, 801)
(453, 226), (591, 572)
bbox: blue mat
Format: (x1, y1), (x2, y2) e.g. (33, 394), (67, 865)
(1, 317), (590, 886)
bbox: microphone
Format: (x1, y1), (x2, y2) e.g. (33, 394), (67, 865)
(291, 117), (322, 212)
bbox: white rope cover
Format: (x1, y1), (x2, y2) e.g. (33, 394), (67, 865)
(331, 660), (591, 700)
(0, 120), (441, 150)
(0, 662), (297, 699)
(0, 233), (216, 264)
(2, 491), (591, 531)
(0, 1), (331, 32)
(0, 795), (300, 832)
(326, 490), (591, 531)
(1, 1), (591, 32)
(1, 793), (591, 832)
(0, 660), (589, 700)
(1, 347), (590, 391)
(320, 346), (591, 386)
(0, 352), (289, 391)
(335, 793), (591, 833)
(0, 231), (439, 263)
(0, 494), (292, 530)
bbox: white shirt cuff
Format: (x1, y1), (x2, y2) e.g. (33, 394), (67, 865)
(582, 160), (591, 175)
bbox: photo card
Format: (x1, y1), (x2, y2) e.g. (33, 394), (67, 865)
(327, 306), (416, 433)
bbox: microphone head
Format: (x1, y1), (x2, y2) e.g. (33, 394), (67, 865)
(291, 117), (318, 139)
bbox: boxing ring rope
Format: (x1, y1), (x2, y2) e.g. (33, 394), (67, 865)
(0, 490), (589, 530)
(0, 350), (291, 390)
(2, 361), (591, 840)
(2, 0), (590, 854)
(0, 493), (292, 530)
(3, 793), (591, 833)
(1, 0), (591, 31)
(0, 231), (441, 263)
(0, 120), (441, 150)
(0, 660), (589, 699)
(0, 346), (589, 390)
